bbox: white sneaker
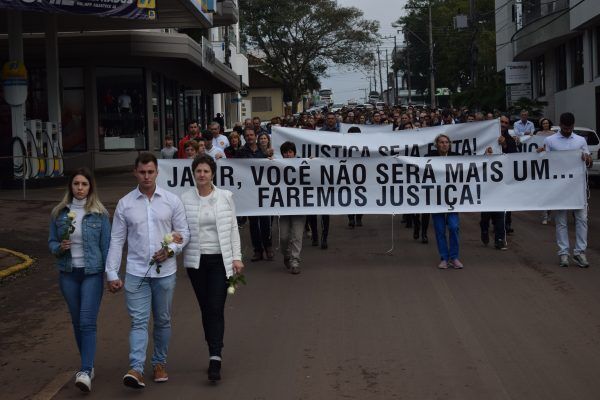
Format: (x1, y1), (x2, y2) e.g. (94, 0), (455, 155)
(559, 255), (569, 268)
(75, 371), (92, 392)
(573, 254), (589, 268)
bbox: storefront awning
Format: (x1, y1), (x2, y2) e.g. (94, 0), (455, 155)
(0, 0), (212, 32)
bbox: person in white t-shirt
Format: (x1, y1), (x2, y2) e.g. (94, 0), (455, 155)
(209, 122), (230, 151)
(538, 112), (592, 268)
(202, 131), (225, 160)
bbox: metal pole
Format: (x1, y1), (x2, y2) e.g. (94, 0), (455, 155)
(377, 46), (383, 98)
(428, 1), (436, 109)
(406, 40), (412, 104)
(469, 0), (477, 88)
(394, 36), (399, 106)
(385, 49), (389, 103)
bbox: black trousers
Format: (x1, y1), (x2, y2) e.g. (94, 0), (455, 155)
(480, 212), (506, 243)
(249, 216), (272, 252)
(306, 215), (330, 239)
(187, 254), (228, 357)
(413, 214), (430, 236)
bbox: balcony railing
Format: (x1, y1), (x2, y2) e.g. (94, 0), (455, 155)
(522, 0), (568, 26)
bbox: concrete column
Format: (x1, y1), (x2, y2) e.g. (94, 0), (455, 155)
(145, 69), (156, 152)
(45, 15), (61, 124)
(7, 10), (25, 142)
(583, 29), (593, 82)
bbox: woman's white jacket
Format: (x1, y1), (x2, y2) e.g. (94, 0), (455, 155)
(181, 186), (242, 277)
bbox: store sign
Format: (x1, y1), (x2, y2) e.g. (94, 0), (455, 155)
(506, 83), (532, 106)
(505, 61), (531, 84)
(0, 0), (156, 20)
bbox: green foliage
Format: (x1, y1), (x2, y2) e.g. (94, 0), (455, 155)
(240, 0), (380, 111)
(508, 97), (548, 116)
(393, 0), (497, 108)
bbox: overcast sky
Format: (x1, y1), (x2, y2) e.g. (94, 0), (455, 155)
(321, 0), (408, 104)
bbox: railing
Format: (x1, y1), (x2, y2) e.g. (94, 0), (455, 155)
(522, 0), (569, 26)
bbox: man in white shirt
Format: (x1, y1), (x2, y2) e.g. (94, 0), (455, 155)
(209, 122), (229, 151)
(106, 152), (190, 389)
(539, 112), (591, 268)
(203, 131), (225, 160)
(513, 110), (535, 136)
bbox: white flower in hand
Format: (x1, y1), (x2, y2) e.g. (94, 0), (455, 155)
(163, 233), (174, 244)
(67, 211), (76, 219)
(227, 285), (236, 295)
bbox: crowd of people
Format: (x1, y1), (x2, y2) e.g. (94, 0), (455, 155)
(48, 102), (591, 392)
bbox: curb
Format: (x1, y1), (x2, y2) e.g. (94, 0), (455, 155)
(0, 248), (34, 279)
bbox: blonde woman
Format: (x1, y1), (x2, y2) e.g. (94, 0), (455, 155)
(48, 168), (111, 392)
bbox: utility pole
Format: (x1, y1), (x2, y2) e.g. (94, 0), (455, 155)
(406, 40), (412, 104)
(377, 46), (383, 97)
(469, 0), (478, 88)
(385, 49), (389, 103)
(373, 56), (377, 95)
(428, 1), (436, 109)
(393, 36), (399, 106)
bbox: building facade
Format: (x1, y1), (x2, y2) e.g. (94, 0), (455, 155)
(495, 0), (600, 131)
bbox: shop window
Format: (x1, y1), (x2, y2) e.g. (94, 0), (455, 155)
(151, 72), (161, 151)
(555, 44), (567, 91)
(97, 67), (147, 151)
(252, 96), (272, 112)
(60, 68), (86, 152)
(535, 55), (545, 97)
(570, 35), (584, 87)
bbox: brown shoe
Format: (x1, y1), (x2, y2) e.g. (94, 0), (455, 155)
(153, 364), (168, 383)
(251, 251), (263, 262)
(123, 369), (145, 389)
(265, 247), (274, 260)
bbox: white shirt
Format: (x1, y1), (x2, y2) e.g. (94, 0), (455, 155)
(105, 186), (190, 281)
(212, 134), (230, 151)
(206, 146), (225, 160)
(543, 131), (590, 154)
(118, 94), (132, 109)
(513, 119), (535, 136)
(68, 198), (87, 268)
(198, 191), (220, 254)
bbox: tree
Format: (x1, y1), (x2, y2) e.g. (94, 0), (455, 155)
(239, 0), (380, 112)
(393, 0), (498, 109)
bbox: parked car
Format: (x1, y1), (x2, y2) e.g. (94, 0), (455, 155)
(376, 101), (386, 111)
(363, 103), (374, 111)
(552, 126), (600, 180)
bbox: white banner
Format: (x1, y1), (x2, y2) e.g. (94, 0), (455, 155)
(272, 119), (502, 158)
(157, 151), (585, 216)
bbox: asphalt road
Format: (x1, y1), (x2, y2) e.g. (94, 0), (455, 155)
(1, 173), (600, 400)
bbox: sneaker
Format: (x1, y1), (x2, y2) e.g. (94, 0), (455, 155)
(559, 255), (569, 268)
(290, 260), (300, 275)
(153, 363), (168, 383)
(438, 260), (448, 269)
(123, 369), (145, 389)
(75, 371), (91, 392)
(495, 240), (508, 250)
(450, 259), (464, 269)
(573, 254), (589, 268)
(208, 359), (221, 382)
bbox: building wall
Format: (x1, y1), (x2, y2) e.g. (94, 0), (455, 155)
(247, 88), (283, 121)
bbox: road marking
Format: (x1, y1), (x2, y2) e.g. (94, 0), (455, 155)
(0, 248), (34, 279)
(31, 371), (72, 400)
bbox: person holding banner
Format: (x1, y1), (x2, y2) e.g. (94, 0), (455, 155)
(538, 112), (591, 268)
(181, 155), (244, 381)
(536, 118), (554, 225)
(427, 134), (463, 269)
(237, 127), (273, 261)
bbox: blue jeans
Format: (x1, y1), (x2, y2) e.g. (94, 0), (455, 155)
(124, 273), (176, 374)
(432, 213), (460, 261)
(59, 269), (103, 374)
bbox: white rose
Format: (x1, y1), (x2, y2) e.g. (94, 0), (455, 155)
(227, 286), (236, 295)
(67, 211), (76, 220)
(163, 233), (173, 244)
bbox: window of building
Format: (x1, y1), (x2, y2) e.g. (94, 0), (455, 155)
(570, 35), (584, 86)
(60, 68), (86, 152)
(252, 96), (272, 112)
(535, 55), (545, 97)
(555, 44), (567, 91)
(97, 67), (147, 151)
(151, 72), (162, 151)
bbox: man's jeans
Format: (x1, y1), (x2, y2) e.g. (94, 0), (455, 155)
(554, 209), (588, 256)
(59, 269), (103, 374)
(249, 216), (272, 252)
(125, 273), (176, 374)
(432, 213), (460, 261)
(279, 215), (305, 262)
